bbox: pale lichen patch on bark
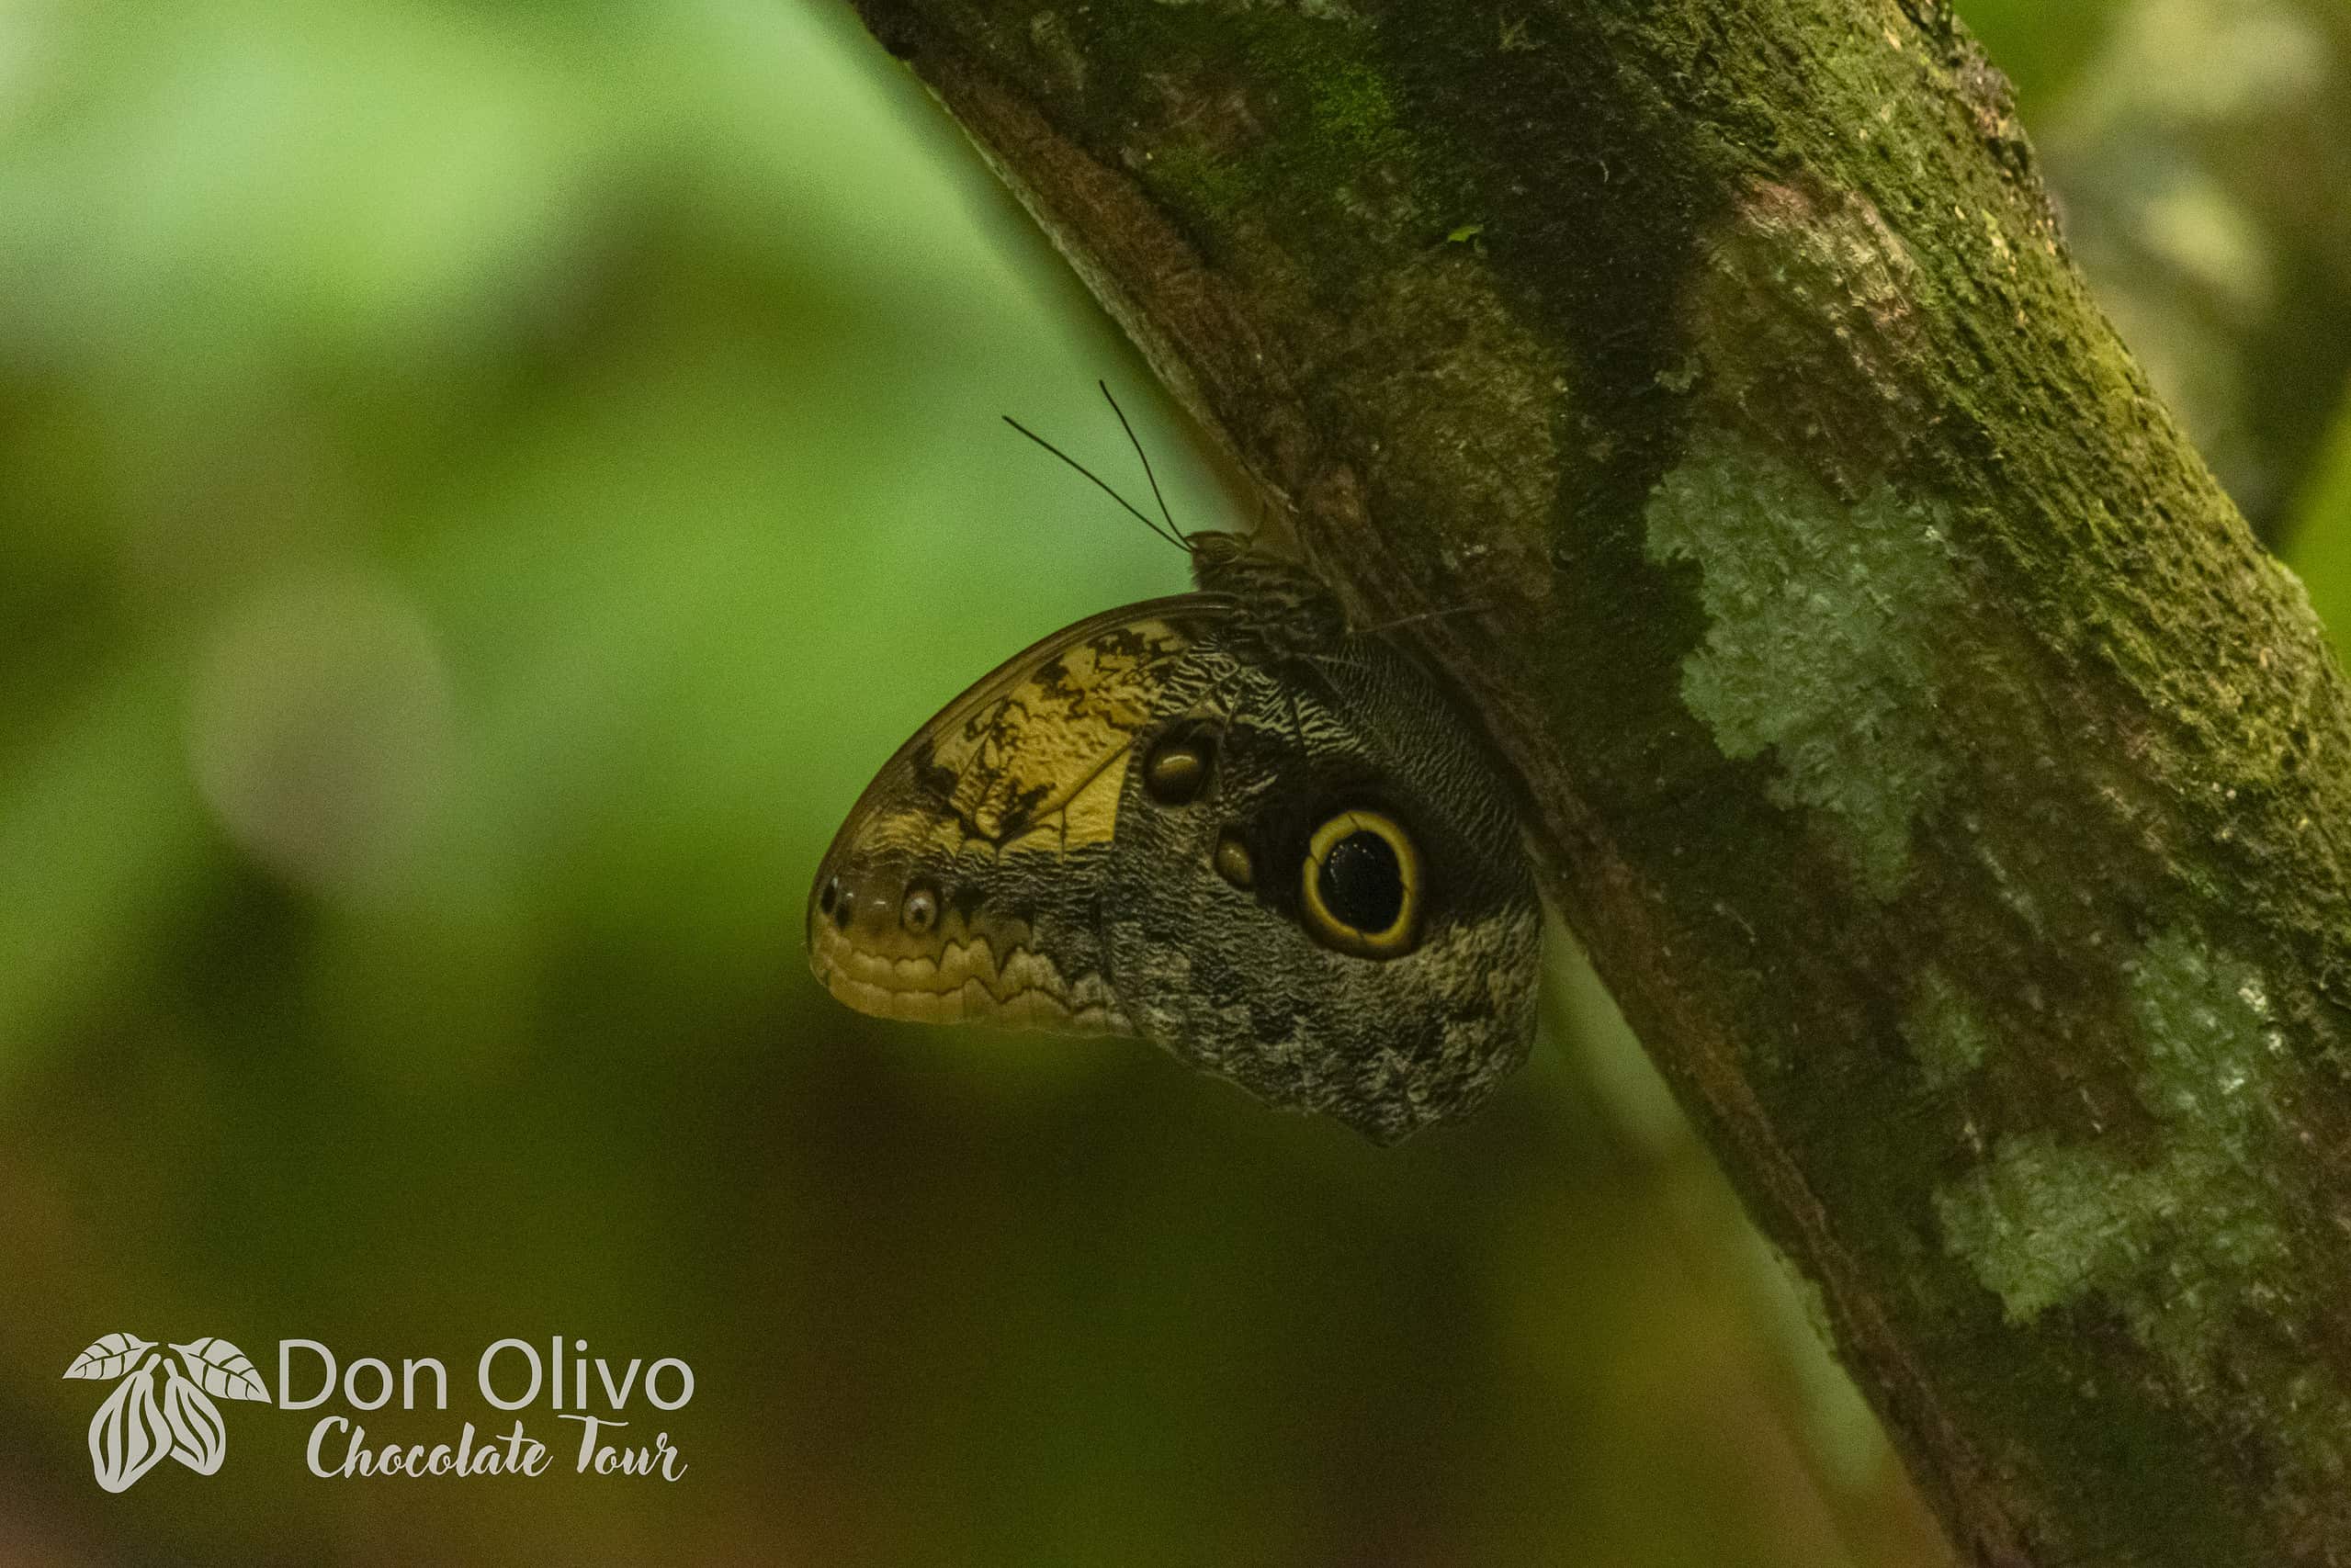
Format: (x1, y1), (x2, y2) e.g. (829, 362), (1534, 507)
(1025, 11), (1087, 95)
(1936, 931), (2301, 1393)
(1645, 430), (1963, 898)
(1905, 968), (1994, 1090)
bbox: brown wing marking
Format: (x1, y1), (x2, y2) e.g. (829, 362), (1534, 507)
(824, 595), (1230, 861)
(808, 595), (1233, 1032)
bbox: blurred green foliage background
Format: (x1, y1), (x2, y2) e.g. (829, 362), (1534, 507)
(0, 1), (2345, 1562)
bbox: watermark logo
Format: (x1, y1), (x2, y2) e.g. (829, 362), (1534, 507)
(65, 1332), (693, 1491)
(62, 1334), (271, 1492)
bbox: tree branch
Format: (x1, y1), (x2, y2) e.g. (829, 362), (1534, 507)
(842, 0), (2351, 1561)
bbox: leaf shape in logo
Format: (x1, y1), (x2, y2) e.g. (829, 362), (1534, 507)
(161, 1364), (227, 1474)
(62, 1333), (157, 1382)
(88, 1356), (172, 1493)
(168, 1337), (269, 1403)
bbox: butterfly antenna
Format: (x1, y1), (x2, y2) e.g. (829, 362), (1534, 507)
(1001, 414), (1191, 553)
(1098, 380), (1188, 547)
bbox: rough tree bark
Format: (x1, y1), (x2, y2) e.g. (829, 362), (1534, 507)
(841, 1), (2351, 1562)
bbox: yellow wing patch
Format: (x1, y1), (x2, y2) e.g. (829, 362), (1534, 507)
(808, 597), (1228, 1032)
(916, 613), (1194, 847)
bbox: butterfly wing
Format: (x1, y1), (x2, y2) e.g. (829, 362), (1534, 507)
(808, 594), (1236, 1032)
(807, 540), (1541, 1145)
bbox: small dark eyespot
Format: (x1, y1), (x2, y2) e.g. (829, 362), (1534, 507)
(819, 876), (840, 915)
(1214, 833), (1254, 890)
(831, 886), (856, 931)
(1144, 736), (1209, 805)
(902, 882), (939, 935)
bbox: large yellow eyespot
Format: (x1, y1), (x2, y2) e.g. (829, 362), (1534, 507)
(1301, 810), (1422, 958)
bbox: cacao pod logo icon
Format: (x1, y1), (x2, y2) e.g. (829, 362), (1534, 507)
(64, 1334), (269, 1491)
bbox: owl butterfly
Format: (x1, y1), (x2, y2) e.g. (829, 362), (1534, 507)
(808, 493), (1540, 1143)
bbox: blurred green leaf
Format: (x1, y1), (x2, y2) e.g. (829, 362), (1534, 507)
(2285, 380), (2351, 640)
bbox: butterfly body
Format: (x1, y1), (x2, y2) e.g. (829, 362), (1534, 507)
(808, 533), (1539, 1144)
